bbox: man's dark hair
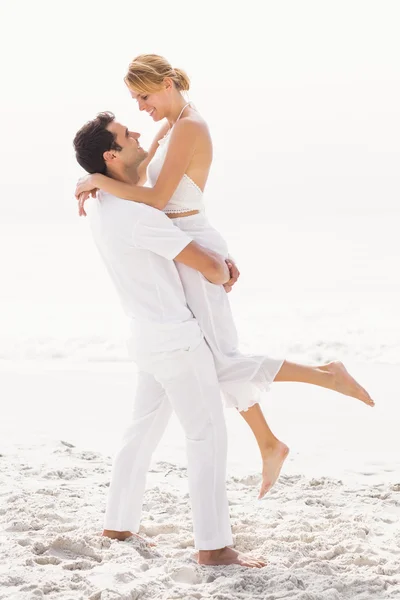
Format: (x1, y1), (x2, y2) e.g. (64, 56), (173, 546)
(73, 112), (122, 174)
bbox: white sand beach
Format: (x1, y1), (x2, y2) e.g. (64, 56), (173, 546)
(1, 360), (399, 599)
(2, 57), (400, 599)
(2, 0), (400, 596)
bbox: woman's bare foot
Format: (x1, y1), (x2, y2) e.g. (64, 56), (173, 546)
(321, 361), (375, 407)
(102, 529), (156, 547)
(259, 441), (290, 499)
(197, 546), (267, 568)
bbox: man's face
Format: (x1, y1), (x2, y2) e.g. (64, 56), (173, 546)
(105, 120), (148, 169)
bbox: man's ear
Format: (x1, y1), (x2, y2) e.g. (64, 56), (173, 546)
(103, 150), (116, 165)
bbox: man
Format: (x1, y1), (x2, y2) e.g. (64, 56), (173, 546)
(73, 112), (265, 568)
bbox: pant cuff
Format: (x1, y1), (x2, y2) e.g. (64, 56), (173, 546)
(194, 533), (234, 551)
(103, 520), (140, 533)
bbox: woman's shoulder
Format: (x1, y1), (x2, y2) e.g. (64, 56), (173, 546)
(173, 111), (210, 140)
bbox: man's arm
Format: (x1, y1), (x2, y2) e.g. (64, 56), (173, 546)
(174, 242), (230, 285)
(132, 208), (229, 285)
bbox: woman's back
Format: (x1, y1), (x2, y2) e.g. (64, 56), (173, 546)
(147, 103), (212, 215)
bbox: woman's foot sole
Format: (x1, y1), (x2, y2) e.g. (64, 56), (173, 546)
(259, 441), (290, 499)
(321, 361), (375, 407)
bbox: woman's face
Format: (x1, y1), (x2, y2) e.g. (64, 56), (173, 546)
(128, 85), (169, 122)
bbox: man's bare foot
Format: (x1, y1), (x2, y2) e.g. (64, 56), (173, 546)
(102, 529), (156, 547)
(259, 441), (290, 499)
(321, 361), (375, 407)
(197, 546), (267, 568)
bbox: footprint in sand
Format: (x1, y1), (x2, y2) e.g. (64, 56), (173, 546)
(124, 536), (161, 559)
(62, 559), (96, 570)
(47, 535), (103, 563)
(170, 565), (202, 585)
(33, 556), (62, 566)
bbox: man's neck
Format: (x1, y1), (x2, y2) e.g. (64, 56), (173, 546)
(107, 165), (139, 185)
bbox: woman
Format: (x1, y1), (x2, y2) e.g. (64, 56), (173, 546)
(75, 54), (374, 499)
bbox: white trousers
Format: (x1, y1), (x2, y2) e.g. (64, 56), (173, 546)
(103, 339), (233, 551)
(172, 213), (284, 412)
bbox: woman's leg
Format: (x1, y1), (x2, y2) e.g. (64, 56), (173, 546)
(240, 403), (289, 499)
(274, 360), (374, 406)
(238, 359), (374, 498)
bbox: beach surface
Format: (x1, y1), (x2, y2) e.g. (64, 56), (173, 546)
(1, 360), (399, 599)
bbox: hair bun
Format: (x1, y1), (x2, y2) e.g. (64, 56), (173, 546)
(173, 67), (190, 92)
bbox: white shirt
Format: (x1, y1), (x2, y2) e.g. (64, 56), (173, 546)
(88, 191), (203, 354)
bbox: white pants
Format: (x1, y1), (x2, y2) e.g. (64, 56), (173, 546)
(103, 339), (233, 551)
(172, 213), (284, 411)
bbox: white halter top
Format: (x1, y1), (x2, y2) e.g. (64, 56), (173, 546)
(147, 103), (205, 215)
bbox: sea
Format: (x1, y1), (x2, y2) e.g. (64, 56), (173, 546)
(1, 211), (399, 368)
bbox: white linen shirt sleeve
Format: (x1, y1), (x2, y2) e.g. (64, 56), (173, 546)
(132, 208), (193, 260)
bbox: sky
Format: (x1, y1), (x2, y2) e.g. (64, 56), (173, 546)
(1, 0), (399, 224)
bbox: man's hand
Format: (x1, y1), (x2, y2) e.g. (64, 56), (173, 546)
(223, 258), (240, 293)
(174, 242), (230, 285)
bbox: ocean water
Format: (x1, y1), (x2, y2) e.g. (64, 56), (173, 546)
(1, 211), (400, 366)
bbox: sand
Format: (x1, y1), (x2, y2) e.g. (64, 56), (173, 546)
(1, 360), (399, 599)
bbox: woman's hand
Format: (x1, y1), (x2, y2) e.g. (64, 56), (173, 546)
(75, 174), (99, 216)
(77, 191), (97, 216)
(75, 174), (98, 198)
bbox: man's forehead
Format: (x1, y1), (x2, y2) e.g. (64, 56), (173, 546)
(107, 120), (125, 134)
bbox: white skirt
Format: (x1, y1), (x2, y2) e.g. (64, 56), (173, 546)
(171, 213), (284, 412)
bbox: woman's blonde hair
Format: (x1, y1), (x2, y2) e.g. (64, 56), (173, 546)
(124, 54), (190, 95)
